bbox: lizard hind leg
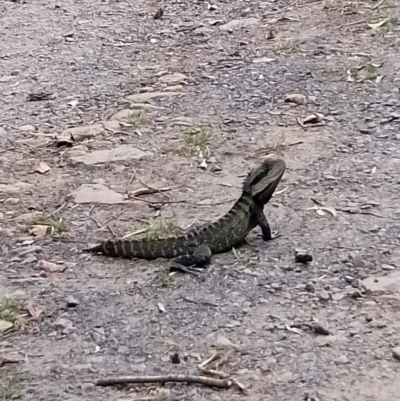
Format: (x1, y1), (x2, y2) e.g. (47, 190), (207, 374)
(171, 244), (212, 267)
(168, 245), (212, 275)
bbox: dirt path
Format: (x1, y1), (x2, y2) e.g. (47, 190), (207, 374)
(1, 0), (400, 400)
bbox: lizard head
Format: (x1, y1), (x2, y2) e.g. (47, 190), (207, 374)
(243, 158), (286, 206)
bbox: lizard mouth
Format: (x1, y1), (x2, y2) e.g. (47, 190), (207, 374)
(251, 159), (286, 205)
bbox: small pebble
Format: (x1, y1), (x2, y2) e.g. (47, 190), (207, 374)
(317, 289), (330, 301)
(66, 296), (79, 307)
(295, 249), (313, 264)
(392, 347), (400, 361)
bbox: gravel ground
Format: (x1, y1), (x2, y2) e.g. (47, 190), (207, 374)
(1, 0), (400, 400)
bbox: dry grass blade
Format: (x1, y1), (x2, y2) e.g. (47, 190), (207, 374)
(28, 214), (67, 238)
(0, 376), (20, 400)
(135, 217), (183, 241)
(127, 109), (146, 128)
(258, 132), (286, 157)
(0, 298), (20, 324)
(181, 125), (213, 157)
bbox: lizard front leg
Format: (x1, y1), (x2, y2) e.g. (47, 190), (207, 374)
(169, 245), (212, 274)
(254, 208), (280, 241)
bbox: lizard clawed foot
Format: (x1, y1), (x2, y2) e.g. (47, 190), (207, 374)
(169, 264), (201, 276)
(270, 231), (281, 240)
(257, 231), (281, 241)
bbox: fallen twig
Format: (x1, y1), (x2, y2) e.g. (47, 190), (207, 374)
(372, 0), (386, 10)
(121, 228), (147, 239)
(139, 180), (171, 200)
(131, 197), (236, 207)
(338, 19), (366, 29)
(297, 117), (325, 129)
(198, 352), (229, 379)
(95, 374), (232, 389)
(181, 296), (218, 307)
(311, 198), (387, 219)
(335, 208), (386, 219)
(286, 141), (304, 147)
(129, 187), (171, 198)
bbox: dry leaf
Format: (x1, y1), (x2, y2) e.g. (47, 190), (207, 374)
(26, 300), (43, 319)
(29, 225), (49, 237)
(0, 353), (24, 366)
(199, 159), (208, 169)
(285, 325), (303, 335)
(0, 320), (13, 332)
(33, 161), (50, 174)
(68, 100), (79, 107)
(153, 7), (164, 20)
(367, 18), (389, 30)
(37, 259), (66, 273)
(298, 113), (326, 128)
(284, 93), (306, 105)
(157, 303), (166, 313)
(319, 206), (337, 217)
(266, 30), (275, 40)
(307, 205), (337, 217)
(302, 113), (324, 124)
(207, 3), (218, 11)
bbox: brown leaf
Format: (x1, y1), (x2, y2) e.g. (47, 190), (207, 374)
(0, 320), (13, 332)
(284, 93), (306, 105)
(266, 30), (275, 40)
(302, 113), (325, 125)
(26, 300), (43, 319)
(27, 92), (53, 101)
(37, 259), (66, 273)
(33, 161), (50, 174)
(153, 7), (164, 20)
(29, 225), (49, 237)
(0, 353), (24, 367)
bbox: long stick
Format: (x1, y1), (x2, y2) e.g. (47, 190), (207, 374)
(95, 374), (232, 389)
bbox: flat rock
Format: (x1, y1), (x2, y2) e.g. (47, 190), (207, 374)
(15, 137), (51, 148)
(0, 182), (33, 193)
(19, 124), (35, 132)
(110, 109), (132, 121)
(314, 335), (348, 347)
(159, 72), (188, 85)
(102, 120), (121, 131)
(126, 91), (184, 103)
(69, 144), (152, 166)
(69, 183), (127, 204)
(219, 18), (260, 32)
(0, 75), (14, 83)
(58, 124), (104, 143)
(362, 273), (400, 294)
(213, 336), (234, 349)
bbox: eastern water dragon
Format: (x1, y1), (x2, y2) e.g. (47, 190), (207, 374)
(85, 158), (286, 273)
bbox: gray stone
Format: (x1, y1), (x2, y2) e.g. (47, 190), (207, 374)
(53, 317), (74, 330)
(69, 183), (127, 204)
(219, 18), (260, 32)
(66, 296), (79, 307)
(213, 336), (233, 349)
(19, 124), (35, 132)
(392, 347), (400, 360)
(126, 91), (184, 103)
(362, 273), (400, 294)
(69, 144), (152, 166)
(0, 182), (33, 193)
